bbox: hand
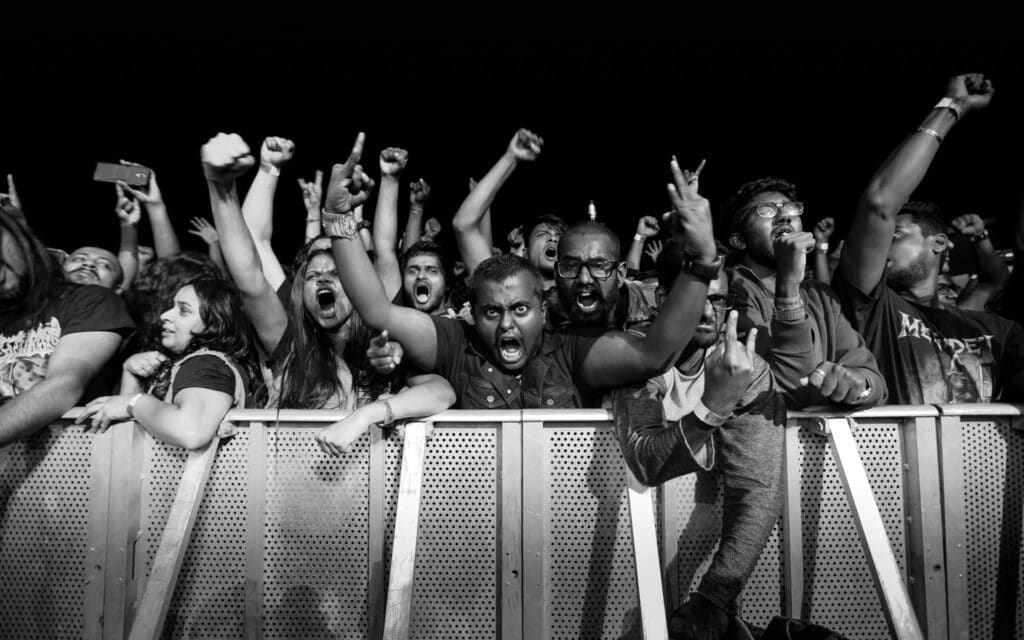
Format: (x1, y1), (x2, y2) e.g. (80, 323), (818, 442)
(75, 394), (134, 433)
(324, 132), (373, 214)
(200, 133), (256, 186)
(945, 73), (994, 116)
(507, 128), (543, 162)
(315, 409), (375, 456)
(422, 217), (442, 241)
(457, 301), (474, 324)
(409, 178), (431, 208)
(379, 147), (408, 177)
(188, 217), (220, 245)
(636, 215), (661, 238)
(452, 261), (466, 278)
(114, 183), (141, 225)
(366, 330), (404, 374)
(668, 593), (730, 640)
(260, 136), (295, 169)
(119, 160), (164, 205)
(507, 224), (524, 248)
(0, 173), (22, 211)
(123, 351), (168, 378)
(799, 361), (870, 405)
(298, 170), (324, 211)
(644, 239), (663, 264)
(949, 213), (985, 237)
(665, 157), (715, 261)
(701, 311), (757, 416)
(813, 217), (834, 243)
(773, 231), (815, 286)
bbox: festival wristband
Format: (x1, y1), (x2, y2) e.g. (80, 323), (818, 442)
(693, 399), (729, 429)
(321, 210), (358, 240)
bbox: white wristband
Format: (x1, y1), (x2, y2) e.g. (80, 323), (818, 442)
(127, 393), (144, 418)
(693, 399), (730, 428)
(816, 242), (829, 252)
(934, 97), (962, 120)
(633, 233), (644, 242)
(260, 163), (281, 177)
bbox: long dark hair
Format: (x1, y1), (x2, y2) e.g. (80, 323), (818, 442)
(0, 209), (64, 331)
(275, 239), (390, 409)
(150, 277), (264, 405)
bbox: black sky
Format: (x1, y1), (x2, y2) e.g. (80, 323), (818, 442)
(2, 33), (1022, 270)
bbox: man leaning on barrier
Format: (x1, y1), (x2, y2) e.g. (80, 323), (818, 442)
(612, 240), (788, 640)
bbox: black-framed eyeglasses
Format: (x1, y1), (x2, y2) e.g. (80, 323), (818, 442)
(708, 293), (737, 313)
(745, 201), (804, 220)
(556, 258), (620, 280)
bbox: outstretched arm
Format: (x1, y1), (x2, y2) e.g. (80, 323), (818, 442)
(114, 183), (141, 290)
(841, 74), (994, 293)
(241, 136), (295, 291)
(374, 147), (407, 299)
(811, 217), (834, 284)
(322, 136), (440, 371)
(201, 133), (289, 355)
(452, 129), (543, 273)
(120, 163), (180, 258)
(401, 178), (430, 249)
(583, 158), (717, 388)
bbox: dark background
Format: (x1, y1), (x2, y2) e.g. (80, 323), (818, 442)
(2, 33), (1022, 271)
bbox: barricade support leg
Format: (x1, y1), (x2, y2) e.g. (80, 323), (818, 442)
(626, 467), (669, 640)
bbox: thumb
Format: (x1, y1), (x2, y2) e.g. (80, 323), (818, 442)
(373, 330), (389, 347)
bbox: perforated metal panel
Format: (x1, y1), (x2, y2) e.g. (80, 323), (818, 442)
(138, 431), (250, 639)
(0, 424), (90, 639)
(960, 418), (1024, 640)
(383, 425), (498, 638)
(262, 424), (370, 639)
(795, 421), (906, 640)
(544, 424), (642, 639)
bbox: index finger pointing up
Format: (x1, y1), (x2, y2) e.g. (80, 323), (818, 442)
(341, 131), (366, 176)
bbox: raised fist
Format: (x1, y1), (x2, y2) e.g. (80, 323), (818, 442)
(379, 147), (409, 177)
(813, 217), (834, 243)
(409, 178), (431, 207)
(949, 213), (985, 238)
(945, 73), (994, 116)
(774, 231), (816, 286)
(508, 128), (544, 162)
(636, 215), (661, 238)
(507, 225), (524, 249)
(260, 136), (295, 169)
(201, 133), (256, 185)
(423, 217), (442, 241)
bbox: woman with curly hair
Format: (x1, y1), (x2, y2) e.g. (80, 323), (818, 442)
(76, 278), (261, 449)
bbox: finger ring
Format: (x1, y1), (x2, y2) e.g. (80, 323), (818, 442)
(812, 368), (826, 377)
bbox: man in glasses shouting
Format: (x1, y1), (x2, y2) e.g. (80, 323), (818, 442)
(725, 177), (886, 409)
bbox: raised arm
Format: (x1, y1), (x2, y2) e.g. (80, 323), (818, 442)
(1, 174), (25, 221)
(322, 137), (439, 370)
(949, 214), (1008, 311)
(201, 133), (288, 355)
(187, 217), (228, 277)
(841, 74), (994, 293)
(114, 183), (141, 290)
(120, 163), (180, 258)
(241, 136), (295, 291)
(315, 373), (456, 456)
(0, 331), (121, 446)
(402, 178), (431, 249)
(374, 147), (408, 299)
(582, 158), (717, 388)
(811, 217), (834, 284)
(452, 129), (542, 273)
(626, 216), (661, 271)
(299, 170), (325, 243)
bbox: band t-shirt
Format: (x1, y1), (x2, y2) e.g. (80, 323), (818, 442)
(831, 268), (1024, 404)
(0, 283), (135, 404)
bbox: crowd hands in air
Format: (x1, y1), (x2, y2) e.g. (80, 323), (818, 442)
(2, 72), (1023, 638)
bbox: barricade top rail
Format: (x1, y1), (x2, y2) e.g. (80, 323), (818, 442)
(55, 404), (1024, 427)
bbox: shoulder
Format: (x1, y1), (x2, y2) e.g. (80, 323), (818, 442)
(58, 283), (134, 335)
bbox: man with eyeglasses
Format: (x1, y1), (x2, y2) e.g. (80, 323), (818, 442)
(725, 178), (886, 408)
(833, 73), (1024, 404)
(612, 240), (786, 639)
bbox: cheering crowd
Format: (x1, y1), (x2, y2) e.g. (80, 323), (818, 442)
(2, 72), (1021, 638)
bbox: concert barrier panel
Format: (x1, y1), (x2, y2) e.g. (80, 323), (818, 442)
(0, 405), (1021, 639)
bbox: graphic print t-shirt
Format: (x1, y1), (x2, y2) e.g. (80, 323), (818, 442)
(0, 283), (135, 403)
(831, 269), (1024, 404)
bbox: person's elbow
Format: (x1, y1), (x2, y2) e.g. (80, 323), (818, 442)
(175, 424), (219, 451)
(858, 186), (901, 222)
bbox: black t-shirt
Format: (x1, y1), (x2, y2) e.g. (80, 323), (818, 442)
(170, 354), (244, 401)
(831, 268), (1024, 404)
(0, 282), (135, 404)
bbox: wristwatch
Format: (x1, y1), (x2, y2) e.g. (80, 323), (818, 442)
(681, 254), (724, 281)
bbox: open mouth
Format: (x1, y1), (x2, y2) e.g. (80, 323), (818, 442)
(575, 289), (600, 314)
(544, 245), (557, 260)
(498, 335), (523, 363)
(414, 281), (431, 304)
(316, 287), (337, 319)
(772, 226), (794, 241)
